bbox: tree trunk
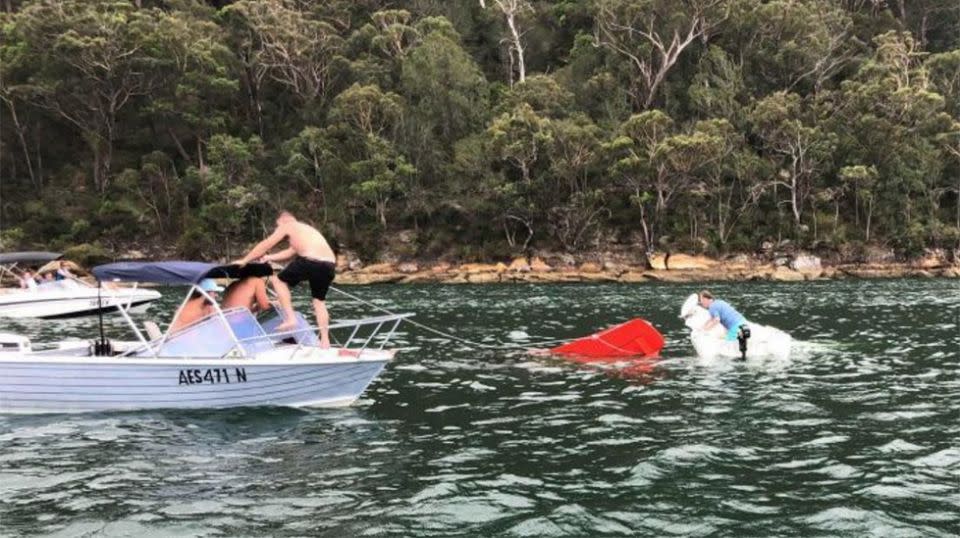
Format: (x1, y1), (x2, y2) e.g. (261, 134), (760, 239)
(504, 8), (526, 83)
(3, 100), (38, 189)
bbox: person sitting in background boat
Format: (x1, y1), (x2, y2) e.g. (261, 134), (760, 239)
(698, 290), (746, 341)
(55, 261), (74, 281)
(222, 276), (272, 315)
(169, 278), (223, 333)
(18, 270), (38, 291)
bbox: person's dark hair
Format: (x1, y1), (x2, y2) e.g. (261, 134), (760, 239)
(699, 290), (714, 300)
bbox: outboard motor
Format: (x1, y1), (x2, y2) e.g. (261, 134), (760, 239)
(737, 325), (751, 360)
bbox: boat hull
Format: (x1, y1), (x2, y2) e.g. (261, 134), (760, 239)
(0, 288), (162, 319)
(0, 349), (391, 414)
(689, 323), (793, 361)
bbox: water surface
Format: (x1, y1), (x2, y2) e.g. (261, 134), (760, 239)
(1, 280), (958, 536)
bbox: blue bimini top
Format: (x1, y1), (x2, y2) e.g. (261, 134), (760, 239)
(92, 261), (273, 285)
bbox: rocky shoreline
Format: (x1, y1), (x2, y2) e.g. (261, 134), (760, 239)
(333, 252), (960, 285)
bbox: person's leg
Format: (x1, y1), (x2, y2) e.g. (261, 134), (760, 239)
(307, 261), (336, 349)
(271, 275), (298, 331)
(313, 298), (330, 348)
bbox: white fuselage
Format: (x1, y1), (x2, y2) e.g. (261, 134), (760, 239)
(679, 294), (792, 361)
(0, 280), (161, 319)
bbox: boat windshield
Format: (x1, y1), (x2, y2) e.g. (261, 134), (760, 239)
(131, 307), (274, 358)
(35, 280), (84, 291)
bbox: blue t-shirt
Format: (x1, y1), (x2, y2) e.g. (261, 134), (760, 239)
(708, 300), (746, 330)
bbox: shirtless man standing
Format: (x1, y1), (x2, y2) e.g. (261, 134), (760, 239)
(234, 211), (337, 348)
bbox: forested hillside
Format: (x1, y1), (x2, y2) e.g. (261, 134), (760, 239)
(1, 0), (958, 262)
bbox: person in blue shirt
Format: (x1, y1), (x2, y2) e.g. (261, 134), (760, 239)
(698, 290), (747, 341)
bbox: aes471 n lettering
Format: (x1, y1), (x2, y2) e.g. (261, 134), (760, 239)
(178, 368), (248, 385)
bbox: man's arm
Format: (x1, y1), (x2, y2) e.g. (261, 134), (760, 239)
(236, 227), (287, 265)
(702, 317), (720, 331)
(263, 247), (296, 263)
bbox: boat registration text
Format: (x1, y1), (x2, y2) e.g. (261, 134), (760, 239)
(179, 368), (248, 385)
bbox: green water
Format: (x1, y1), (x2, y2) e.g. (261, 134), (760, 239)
(1, 279), (958, 536)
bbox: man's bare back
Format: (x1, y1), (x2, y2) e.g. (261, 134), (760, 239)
(280, 220), (335, 262)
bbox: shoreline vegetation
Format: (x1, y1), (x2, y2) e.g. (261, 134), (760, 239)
(52, 244), (959, 285)
(330, 251), (960, 285)
(1, 2), (959, 266)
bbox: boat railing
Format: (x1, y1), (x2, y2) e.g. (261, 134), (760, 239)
(236, 312), (414, 356)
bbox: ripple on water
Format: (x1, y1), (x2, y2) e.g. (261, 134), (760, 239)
(1, 280), (959, 536)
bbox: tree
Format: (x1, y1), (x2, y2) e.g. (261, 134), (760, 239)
(348, 135), (415, 229)
(330, 83), (403, 137)
(226, 0), (345, 107)
(829, 32), (953, 243)
(399, 20), (489, 214)
(7, 0), (168, 192)
(188, 134), (268, 258)
(146, 4), (238, 169)
(739, 0), (861, 94)
(606, 109), (675, 249)
(480, 0), (533, 84)
(749, 91), (835, 234)
(594, 0), (726, 109)
(687, 119), (765, 246)
(839, 165), (878, 241)
(487, 103), (553, 249)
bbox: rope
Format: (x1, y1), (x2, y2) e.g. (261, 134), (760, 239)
(329, 285), (574, 351)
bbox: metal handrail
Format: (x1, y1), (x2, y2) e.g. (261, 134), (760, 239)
(236, 312), (414, 351)
(236, 312), (414, 339)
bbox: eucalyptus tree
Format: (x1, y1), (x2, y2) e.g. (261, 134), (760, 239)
(605, 109), (675, 249)
(838, 164), (878, 242)
(687, 46), (746, 123)
(685, 119), (765, 247)
(329, 83), (409, 229)
(732, 0), (861, 95)
(146, 4), (238, 170)
(224, 0), (347, 121)
(187, 134), (268, 258)
(927, 50), (960, 232)
(399, 17), (489, 217)
(829, 32), (952, 245)
(748, 91), (835, 236)
(480, 0), (533, 84)
(593, 0), (726, 110)
(5, 0), (169, 193)
(486, 103), (553, 250)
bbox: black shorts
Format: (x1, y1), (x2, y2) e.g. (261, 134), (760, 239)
(277, 257), (336, 300)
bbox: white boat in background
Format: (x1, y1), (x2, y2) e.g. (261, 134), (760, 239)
(0, 252), (161, 319)
(679, 293), (792, 361)
(0, 261), (412, 414)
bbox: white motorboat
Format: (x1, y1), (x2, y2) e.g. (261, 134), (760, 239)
(0, 261), (411, 414)
(679, 293), (792, 361)
(0, 252), (161, 318)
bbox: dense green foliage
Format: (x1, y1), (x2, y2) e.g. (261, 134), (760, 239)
(1, 0), (958, 260)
